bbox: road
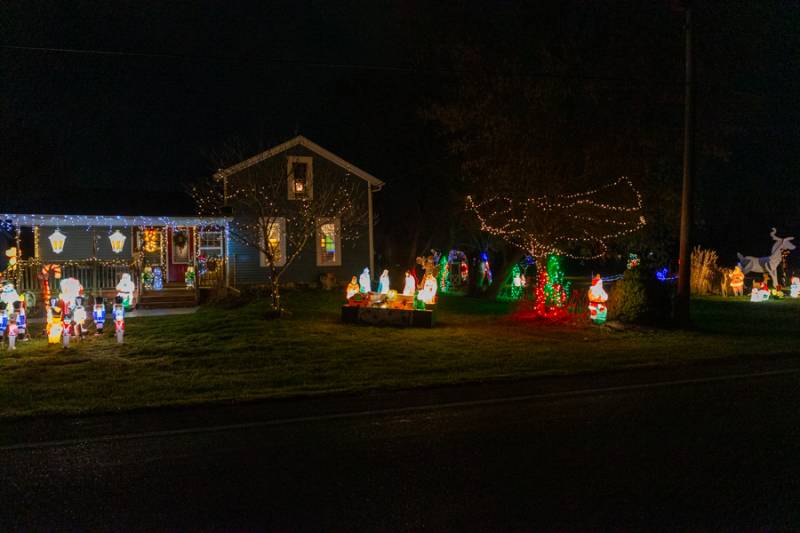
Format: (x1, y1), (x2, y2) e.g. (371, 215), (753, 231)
(2, 358), (800, 531)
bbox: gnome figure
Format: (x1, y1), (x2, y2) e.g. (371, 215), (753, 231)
(93, 296), (106, 335)
(62, 314), (73, 349)
(73, 296), (88, 339)
(6, 313), (17, 351)
(378, 270), (390, 294)
(346, 276), (359, 299)
(402, 271), (416, 296)
(113, 296), (125, 344)
(359, 268), (371, 293)
(587, 275), (609, 324)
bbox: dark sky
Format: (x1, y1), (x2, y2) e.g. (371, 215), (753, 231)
(2, 1), (799, 257)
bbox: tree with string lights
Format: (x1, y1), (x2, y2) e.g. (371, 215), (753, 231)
(193, 150), (366, 313)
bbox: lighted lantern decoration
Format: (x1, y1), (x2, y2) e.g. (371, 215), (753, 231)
(402, 271), (416, 296)
(378, 270), (390, 294)
(730, 265), (745, 296)
(58, 277), (84, 310)
(116, 273), (136, 309)
(152, 266), (164, 290)
(359, 268), (371, 293)
(587, 275), (609, 324)
(113, 296), (125, 344)
(185, 266), (196, 289)
(417, 273), (438, 305)
(109, 230), (127, 254)
(143, 228), (160, 253)
(93, 296), (106, 335)
(346, 276), (360, 299)
(48, 228), (67, 254)
(73, 296), (88, 339)
(790, 276), (800, 298)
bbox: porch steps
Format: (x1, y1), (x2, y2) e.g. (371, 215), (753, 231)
(138, 288), (198, 309)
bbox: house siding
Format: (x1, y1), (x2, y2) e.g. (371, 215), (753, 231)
(226, 145), (373, 286)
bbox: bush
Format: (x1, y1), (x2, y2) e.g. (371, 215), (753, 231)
(607, 269), (674, 324)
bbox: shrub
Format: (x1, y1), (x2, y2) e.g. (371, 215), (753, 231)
(691, 246), (719, 295)
(607, 269), (648, 323)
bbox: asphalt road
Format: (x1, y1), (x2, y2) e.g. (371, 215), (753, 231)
(3, 359), (800, 531)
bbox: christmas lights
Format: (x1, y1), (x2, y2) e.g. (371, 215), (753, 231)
(185, 266), (196, 289)
(497, 264), (524, 301)
(143, 228), (160, 253)
(466, 176), (645, 259)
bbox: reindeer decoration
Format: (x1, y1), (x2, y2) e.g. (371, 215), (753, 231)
(737, 228), (796, 288)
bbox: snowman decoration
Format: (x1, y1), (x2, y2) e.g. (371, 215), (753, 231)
(116, 273), (136, 309)
(0, 282), (20, 308)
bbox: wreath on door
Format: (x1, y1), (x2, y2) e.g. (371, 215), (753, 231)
(173, 231), (188, 248)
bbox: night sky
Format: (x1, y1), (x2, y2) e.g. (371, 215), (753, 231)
(2, 1), (798, 263)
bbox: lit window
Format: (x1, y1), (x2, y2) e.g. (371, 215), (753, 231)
(316, 217), (341, 266)
(260, 217), (286, 267)
(287, 156), (313, 200)
(198, 230), (223, 258)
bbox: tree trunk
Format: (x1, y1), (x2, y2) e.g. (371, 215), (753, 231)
(269, 264), (281, 313)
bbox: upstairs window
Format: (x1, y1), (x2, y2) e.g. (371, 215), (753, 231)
(259, 217), (287, 267)
(287, 155), (313, 200)
(316, 217), (341, 266)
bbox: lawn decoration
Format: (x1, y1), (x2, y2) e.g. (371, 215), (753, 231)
(498, 264), (526, 301)
(13, 300), (27, 341)
(0, 302), (7, 347)
(346, 276), (359, 299)
(116, 273), (136, 309)
(113, 296), (125, 344)
(6, 312), (17, 350)
(587, 274), (609, 324)
(418, 273), (438, 305)
(48, 302), (63, 344)
(626, 253), (640, 270)
(729, 265), (745, 297)
(534, 255), (572, 319)
(73, 296), (88, 339)
(402, 271), (416, 296)
(359, 268), (371, 293)
(152, 267), (164, 290)
(791, 276), (800, 298)
(142, 266), (154, 290)
(62, 314), (73, 349)
(378, 270), (390, 294)
(437, 254), (449, 293)
(478, 252), (493, 289)
(4, 247), (18, 273)
(197, 254), (208, 276)
(0, 282), (20, 307)
(738, 228), (796, 288)
(38, 263), (62, 304)
(185, 266), (196, 289)
(415, 253), (439, 283)
(58, 277), (83, 310)
(93, 296), (106, 335)
(750, 280), (770, 302)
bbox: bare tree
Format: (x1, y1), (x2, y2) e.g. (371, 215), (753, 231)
(194, 149), (367, 313)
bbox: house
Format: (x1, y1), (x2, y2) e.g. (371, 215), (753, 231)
(213, 135), (384, 286)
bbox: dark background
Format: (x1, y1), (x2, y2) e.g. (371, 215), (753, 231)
(1, 1), (798, 268)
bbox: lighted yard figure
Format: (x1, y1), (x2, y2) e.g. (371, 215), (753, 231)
(6, 312), (17, 350)
(48, 303), (63, 344)
(587, 275), (609, 324)
(142, 266), (154, 290)
(738, 228), (796, 288)
(116, 273), (136, 309)
(73, 296), (88, 339)
(0, 302), (7, 347)
(113, 296), (125, 344)
(791, 276), (800, 298)
(62, 314), (73, 349)
(152, 267), (164, 290)
(346, 276), (359, 299)
(378, 270), (390, 294)
(0, 282), (20, 308)
(4, 247), (17, 273)
(730, 265), (745, 296)
(185, 266), (196, 289)
(93, 296), (106, 335)
(13, 300), (27, 341)
(750, 280), (770, 302)
(359, 268), (371, 293)
(402, 271), (416, 296)
(437, 254), (450, 293)
(418, 273), (438, 305)
(58, 277), (83, 311)
(478, 252), (492, 289)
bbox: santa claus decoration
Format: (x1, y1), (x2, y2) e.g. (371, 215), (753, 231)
(587, 275), (609, 324)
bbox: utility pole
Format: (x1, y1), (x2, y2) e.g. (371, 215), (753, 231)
(676, 1), (694, 326)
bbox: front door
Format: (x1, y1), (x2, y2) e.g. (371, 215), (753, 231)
(167, 228), (193, 283)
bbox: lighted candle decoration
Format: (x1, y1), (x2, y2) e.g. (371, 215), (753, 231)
(402, 271), (416, 296)
(359, 268), (371, 293)
(587, 275), (609, 324)
(791, 276), (800, 298)
(378, 270), (390, 294)
(730, 265), (745, 296)
(346, 276), (359, 299)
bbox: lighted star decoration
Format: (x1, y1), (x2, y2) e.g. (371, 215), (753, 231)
(466, 176), (646, 259)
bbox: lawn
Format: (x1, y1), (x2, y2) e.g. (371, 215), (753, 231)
(1, 291), (799, 418)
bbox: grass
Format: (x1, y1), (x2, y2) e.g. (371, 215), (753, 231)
(1, 291), (799, 418)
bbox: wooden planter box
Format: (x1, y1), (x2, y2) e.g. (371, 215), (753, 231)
(341, 305), (434, 328)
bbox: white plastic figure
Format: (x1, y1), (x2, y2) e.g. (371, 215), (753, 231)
(93, 296), (106, 335)
(346, 276), (359, 299)
(0, 282), (20, 307)
(359, 268), (371, 294)
(378, 270), (390, 294)
(73, 296), (88, 339)
(791, 276), (800, 298)
(116, 273), (136, 309)
(62, 314), (73, 349)
(13, 301), (27, 341)
(402, 271), (416, 296)
(58, 277), (84, 311)
(418, 273), (438, 305)
(7, 313), (17, 351)
(113, 296), (125, 344)
(0, 303), (7, 347)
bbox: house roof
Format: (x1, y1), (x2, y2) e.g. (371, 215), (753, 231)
(213, 135), (385, 188)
